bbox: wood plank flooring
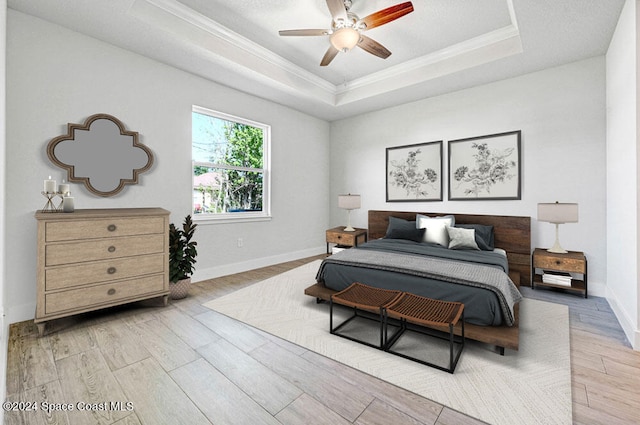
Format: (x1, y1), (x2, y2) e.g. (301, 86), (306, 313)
(4, 255), (640, 425)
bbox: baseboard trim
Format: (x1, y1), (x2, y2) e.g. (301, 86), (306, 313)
(192, 246), (326, 283)
(586, 280), (606, 297)
(5, 248), (326, 326)
(606, 286), (639, 350)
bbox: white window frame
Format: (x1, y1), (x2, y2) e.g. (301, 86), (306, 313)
(192, 105), (271, 224)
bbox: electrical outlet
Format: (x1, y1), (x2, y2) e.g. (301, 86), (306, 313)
(237, 238), (243, 248)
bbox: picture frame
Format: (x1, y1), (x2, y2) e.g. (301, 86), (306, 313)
(386, 141), (443, 202)
(448, 130), (521, 200)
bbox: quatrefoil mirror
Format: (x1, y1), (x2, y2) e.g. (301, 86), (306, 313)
(47, 114), (154, 197)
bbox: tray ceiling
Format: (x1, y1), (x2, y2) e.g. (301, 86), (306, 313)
(8, 0), (626, 121)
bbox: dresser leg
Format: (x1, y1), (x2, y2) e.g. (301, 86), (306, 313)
(162, 295), (169, 306)
(36, 322), (46, 337)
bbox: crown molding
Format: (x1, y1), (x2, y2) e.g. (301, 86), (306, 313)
(129, 0), (520, 108)
(335, 24), (522, 105)
(129, 0), (337, 103)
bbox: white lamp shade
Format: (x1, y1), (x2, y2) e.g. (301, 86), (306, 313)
(330, 28), (360, 52)
(338, 194), (361, 210)
(537, 202), (579, 224)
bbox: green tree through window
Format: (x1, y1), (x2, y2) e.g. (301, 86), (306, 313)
(192, 106), (270, 219)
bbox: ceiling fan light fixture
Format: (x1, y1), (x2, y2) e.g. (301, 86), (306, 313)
(330, 27), (360, 52)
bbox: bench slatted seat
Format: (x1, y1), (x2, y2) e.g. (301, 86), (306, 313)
(385, 292), (465, 373)
(330, 282), (403, 349)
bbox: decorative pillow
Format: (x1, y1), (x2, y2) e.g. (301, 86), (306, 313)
(385, 216), (414, 235)
(447, 226), (480, 250)
(455, 224), (495, 250)
(416, 214), (455, 246)
(385, 216), (426, 242)
(386, 227), (426, 242)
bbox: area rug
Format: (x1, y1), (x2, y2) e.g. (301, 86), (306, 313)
(203, 260), (571, 425)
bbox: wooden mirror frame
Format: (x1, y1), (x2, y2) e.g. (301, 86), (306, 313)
(47, 114), (154, 197)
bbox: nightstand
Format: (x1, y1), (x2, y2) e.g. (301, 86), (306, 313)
(531, 248), (588, 298)
(326, 227), (368, 254)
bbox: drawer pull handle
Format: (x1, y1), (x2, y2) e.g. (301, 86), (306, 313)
(555, 260), (561, 265)
(107, 267), (117, 274)
(107, 224), (117, 232)
(107, 288), (116, 295)
(108, 246), (116, 253)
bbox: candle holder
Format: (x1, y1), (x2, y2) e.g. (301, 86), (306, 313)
(41, 191), (64, 213)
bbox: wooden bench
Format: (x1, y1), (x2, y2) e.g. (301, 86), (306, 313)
(329, 282), (465, 373)
(330, 282), (403, 349)
(306, 281), (518, 354)
(384, 292), (465, 373)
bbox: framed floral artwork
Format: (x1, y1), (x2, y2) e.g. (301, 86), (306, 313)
(386, 141), (443, 202)
(448, 130), (521, 200)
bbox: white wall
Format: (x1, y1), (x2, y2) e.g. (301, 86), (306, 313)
(606, 0), (639, 349)
(4, 10), (330, 324)
(330, 57), (607, 294)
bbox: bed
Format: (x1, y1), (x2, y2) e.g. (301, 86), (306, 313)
(305, 210), (531, 352)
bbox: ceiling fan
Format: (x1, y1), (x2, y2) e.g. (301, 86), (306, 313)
(278, 0), (414, 66)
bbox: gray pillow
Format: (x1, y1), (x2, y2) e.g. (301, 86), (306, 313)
(387, 227), (426, 242)
(447, 226), (480, 250)
(385, 216), (426, 242)
(455, 224), (495, 250)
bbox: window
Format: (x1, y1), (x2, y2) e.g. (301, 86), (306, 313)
(192, 106), (270, 222)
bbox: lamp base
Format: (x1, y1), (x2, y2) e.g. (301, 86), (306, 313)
(547, 246), (568, 254)
(547, 224), (568, 254)
(343, 209), (356, 232)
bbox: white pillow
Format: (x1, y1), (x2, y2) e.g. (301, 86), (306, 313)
(446, 226), (480, 250)
(416, 214), (455, 246)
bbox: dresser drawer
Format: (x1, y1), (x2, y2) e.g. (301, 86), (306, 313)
(533, 255), (586, 273)
(45, 216), (164, 242)
(45, 274), (166, 315)
(45, 254), (165, 291)
(46, 234), (164, 266)
(326, 231), (357, 246)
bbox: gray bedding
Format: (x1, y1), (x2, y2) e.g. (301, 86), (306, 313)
(316, 239), (522, 326)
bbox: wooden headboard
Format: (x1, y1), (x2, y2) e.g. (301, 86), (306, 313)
(368, 210), (532, 286)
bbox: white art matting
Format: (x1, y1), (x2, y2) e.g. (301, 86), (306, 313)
(203, 260), (571, 425)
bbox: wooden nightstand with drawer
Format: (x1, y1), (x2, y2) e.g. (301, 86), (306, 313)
(35, 208), (170, 335)
(531, 248), (588, 298)
(326, 227), (368, 254)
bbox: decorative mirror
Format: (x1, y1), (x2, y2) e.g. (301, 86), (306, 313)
(47, 114), (154, 197)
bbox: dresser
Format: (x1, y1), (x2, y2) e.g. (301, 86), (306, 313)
(35, 208), (170, 335)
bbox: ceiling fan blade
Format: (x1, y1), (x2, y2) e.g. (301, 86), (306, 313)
(361, 1), (414, 30)
(358, 35), (391, 59)
(326, 0), (348, 21)
(320, 46), (340, 66)
(279, 29), (329, 36)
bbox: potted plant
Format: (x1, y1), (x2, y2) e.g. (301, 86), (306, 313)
(169, 215), (198, 299)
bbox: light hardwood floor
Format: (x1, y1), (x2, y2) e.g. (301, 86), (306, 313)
(4, 255), (640, 425)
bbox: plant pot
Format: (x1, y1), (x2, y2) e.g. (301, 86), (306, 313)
(169, 277), (191, 300)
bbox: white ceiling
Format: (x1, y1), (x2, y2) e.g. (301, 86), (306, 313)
(8, 0), (625, 121)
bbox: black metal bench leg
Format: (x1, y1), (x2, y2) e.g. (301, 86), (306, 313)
(379, 310), (384, 348)
(329, 297), (334, 332)
(449, 323), (454, 372)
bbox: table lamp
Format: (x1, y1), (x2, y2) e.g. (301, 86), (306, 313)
(537, 202), (578, 253)
(338, 194), (361, 232)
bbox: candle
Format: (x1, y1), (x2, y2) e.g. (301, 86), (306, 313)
(58, 182), (70, 195)
(44, 176), (56, 193)
(62, 196), (75, 213)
